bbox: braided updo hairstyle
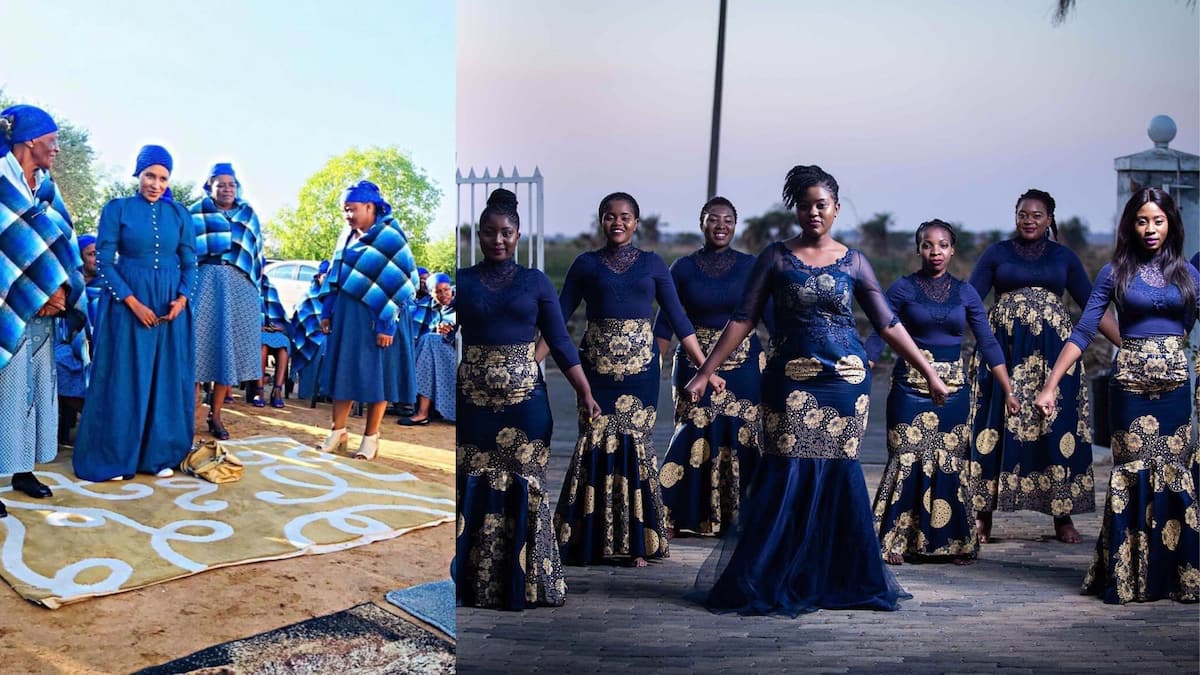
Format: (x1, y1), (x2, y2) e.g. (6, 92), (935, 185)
(914, 218), (957, 249)
(1014, 188), (1058, 241)
(782, 165), (839, 209)
(480, 188), (519, 229)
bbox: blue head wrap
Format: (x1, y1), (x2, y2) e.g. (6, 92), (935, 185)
(206, 162), (239, 192)
(77, 234), (97, 250)
(417, 267), (429, 276)
(0, 104), (58, 156)
(432, 272), (452, 286)
(341, 180), (392, 218)
(318, 259), (331, 275)
(132, 144), (173, 177)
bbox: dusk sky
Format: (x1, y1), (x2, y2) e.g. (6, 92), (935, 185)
(458, 0), (1199, 240)
(3, 1), (455, 238)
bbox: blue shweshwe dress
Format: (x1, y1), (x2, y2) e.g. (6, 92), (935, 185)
(653, 246), (764, 536)
(73, 195), (196, 480)
(699, 243), (909, 616)
(1070, 260), (1199, 604)
(413, 300), (456, 421)
(320, 220), (416, 404)
(456, 259), (579, 609)
(554, 245), (695, 564)
(967, 238), (1096, 517)
(866, 273), (1005, 560)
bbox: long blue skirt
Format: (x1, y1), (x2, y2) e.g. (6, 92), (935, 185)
(661, 328), (762, 535)
(455, 342), (565, 609)
(414, 332), (455, 421)
(554, 319), (669, 564)
(394, 303), (416, 406)
(193, 263), (261, 385)
(872, 348), (977, 559)
(970, 288), (1094, 516)
(321, 292), (401, 403)
(74, 261), (195, 480)
(700, 333), (908, 615)
(1082, 336), (1199, 604)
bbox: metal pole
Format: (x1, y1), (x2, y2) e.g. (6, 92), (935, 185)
(706, 0), (727, 199)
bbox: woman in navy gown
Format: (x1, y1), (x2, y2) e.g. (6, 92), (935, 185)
(1036, 188), (1198, 603)
(74, 145), (195, 481)
(866, 220), (1018, 565)
(685, 165), (948, 615)
(550, 192), (716, 568)
(456, 188), (599, 610)
(653, 196), (764, 537)
(968, 189), (1120, 544)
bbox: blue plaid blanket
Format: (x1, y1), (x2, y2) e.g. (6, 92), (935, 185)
(190, 196), (264, 283)
(326, 216), (417, 326)
(260, 275), (289, 328)
(290, 282), (327, 375)
(0, 164), (84, 370)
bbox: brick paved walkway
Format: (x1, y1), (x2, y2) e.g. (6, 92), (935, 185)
(459, 369), (1199, 673)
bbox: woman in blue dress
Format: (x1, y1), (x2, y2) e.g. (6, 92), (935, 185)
(684, 165), (948, 615)
(866, 220), (1018, 565)
(551, 192), (715, 568)
(0, 104), (86, 510)
(317, 181), (417, 461)
(456, 188), (600, 609)
(189, 163), (266, 438)
(1036, 187), (1198, 603)
(968, 189), (1120, 544)
(73, 145), (196, 481)
(653, 196), (764, 537)
(400, 273), (456, 425)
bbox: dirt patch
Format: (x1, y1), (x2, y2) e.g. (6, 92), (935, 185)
(0, 396), (456, 674)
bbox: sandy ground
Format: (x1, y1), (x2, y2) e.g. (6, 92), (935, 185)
(0, 394), (456, 675)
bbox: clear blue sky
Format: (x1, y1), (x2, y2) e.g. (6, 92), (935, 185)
(3, 1), (455, 238)
(458, 0), (1200, 239)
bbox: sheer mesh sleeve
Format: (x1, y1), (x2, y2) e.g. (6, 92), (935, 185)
(865, 277), (908, 364)
(1063, 248), (1094, 308)
(968, 243), (999, 302)
(557, 252), (588, 323)
(650, 253), (695, 339)
(962, 282), (1004, 369)
(849, 250), (899, 334)
(729, 242), (782, 325)
(1067, 264), (1114, 351)
(536, 270), (581, 371)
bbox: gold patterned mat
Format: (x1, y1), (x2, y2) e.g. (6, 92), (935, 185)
(0, 437), (455, 608)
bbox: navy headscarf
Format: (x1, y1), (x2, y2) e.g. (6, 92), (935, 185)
(0, 104), (58, 156)
(133, 144), (173, 177)
(341, 180), (393, 217)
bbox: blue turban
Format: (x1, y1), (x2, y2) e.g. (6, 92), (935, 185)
(417, 267), (429, 276)
(0, 104), (58, 156)
(432, 272), (452, 286)
(341, 180), (392, 217)
(132, 144), (173, 177)
(206, 162), (238, 189)
(77, 234), (97, 250)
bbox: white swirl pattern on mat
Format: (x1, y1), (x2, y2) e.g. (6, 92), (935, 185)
(0, 438), (454, 602)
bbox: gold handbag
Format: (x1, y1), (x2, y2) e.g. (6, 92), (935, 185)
(180, 439), (245, 484)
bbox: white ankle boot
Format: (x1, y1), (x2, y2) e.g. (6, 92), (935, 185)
(318, 427), (349, 454)
(355, 433), (379, 460)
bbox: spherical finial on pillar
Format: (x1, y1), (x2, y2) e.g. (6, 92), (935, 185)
(1148, 115), (1177, 149)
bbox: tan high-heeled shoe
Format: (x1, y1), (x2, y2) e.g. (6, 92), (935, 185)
(355, 433), (379, 460)
(318, 427), (349, 454)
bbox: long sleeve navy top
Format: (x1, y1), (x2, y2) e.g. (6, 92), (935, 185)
(1067, 260), (1200, 351)
(559, 247), (695, 338)
(968, 238), (1092, 306)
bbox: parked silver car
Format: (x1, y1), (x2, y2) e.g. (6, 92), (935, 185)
(263, 260), (322, 316)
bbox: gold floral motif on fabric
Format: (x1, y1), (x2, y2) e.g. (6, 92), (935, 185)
(874, 411), (976, 558)
(1113, 336), (1189, 398)
(762, 390), (868, 459)
(785, 356), (823, 381)
(582, 319), (655, 380)
(1005, 352), (1090, 443)
(990, 288), (1071, 340)
(905, 350), (965, 395)
(673, 387), (760, 448)
(965, 460), (1095, 516)
(660, 441), (741, 536)
(695, 326), (751, 372)
(459, 342), (539, 411)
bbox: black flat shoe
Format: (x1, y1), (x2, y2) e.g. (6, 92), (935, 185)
(397, 416), (430, 426)
(0, 498), (7, 517)
(207, 414), (231, 441)
(12, 472), (52, 499)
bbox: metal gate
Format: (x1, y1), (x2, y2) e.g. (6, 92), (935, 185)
(456, 166), (545, 271)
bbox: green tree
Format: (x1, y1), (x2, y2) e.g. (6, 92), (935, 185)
(858, 212), (892, 256)
(1057, 215), (1089, 250)
(738, 204), (796, 253)
(0, 89), (102, 233)
(267, 146), (442, 264)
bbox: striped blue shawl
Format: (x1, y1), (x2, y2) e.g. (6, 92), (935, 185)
(190, 196), (264, 283)
(290, 281), (327, 375)
(0, 161), (84, 370)
(326, 215), (417, 325)
(260, 275), (289, 328)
